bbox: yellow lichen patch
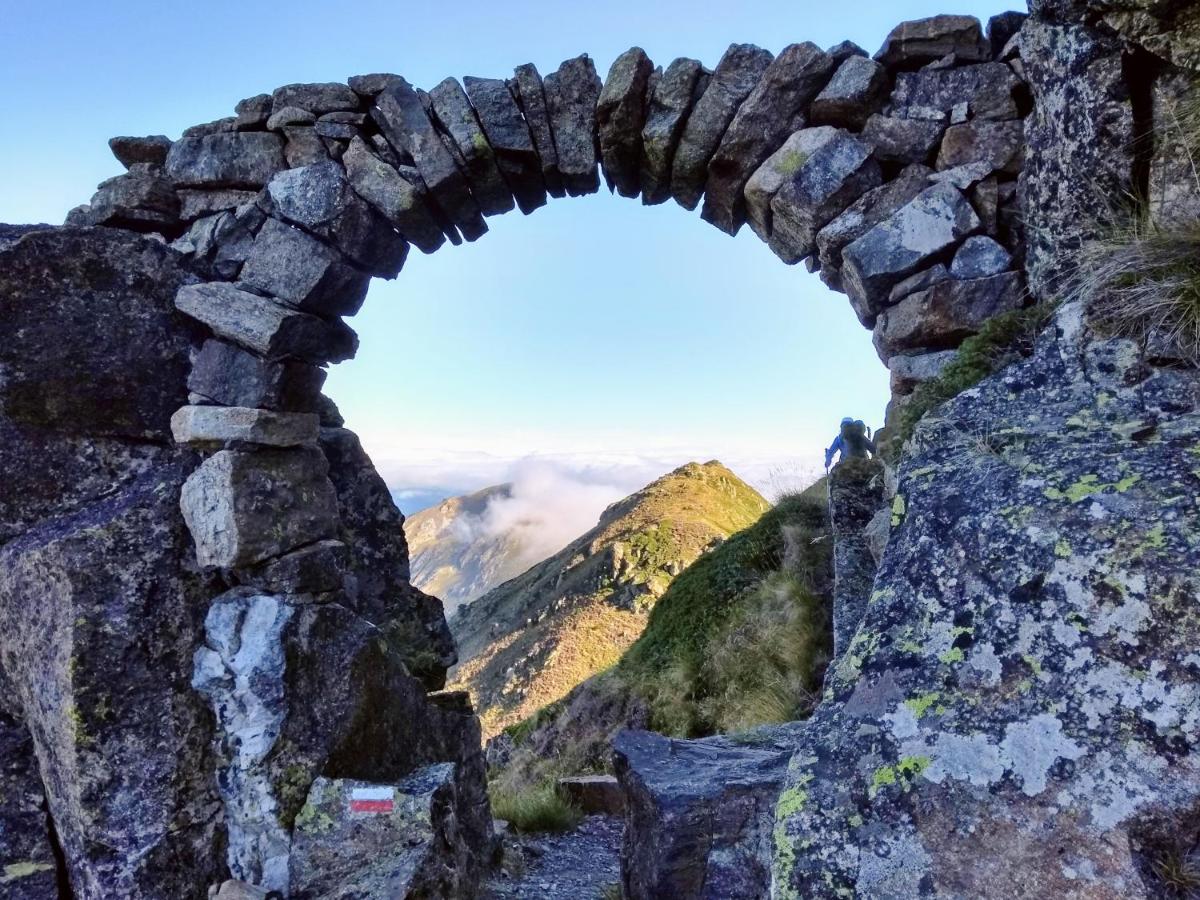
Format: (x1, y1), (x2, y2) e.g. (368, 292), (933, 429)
(1044, 473), (1141, 503)
(891, 494), (907, 527)
(1, 862), (53, 883)
(905, 691), (943, 718)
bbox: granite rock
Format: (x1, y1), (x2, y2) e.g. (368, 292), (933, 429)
(543, 55), (604, 197)
(509, 63), (565, 198)
(639, 57), (708, 205)
(463, 76), (548, 214)
(810, 55), (890, 130)
(165, 132), (286, 189)
(596, 47), (655, 198)
(427, 77), (514, 216)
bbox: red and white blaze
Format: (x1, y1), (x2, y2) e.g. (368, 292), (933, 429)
(349, 786), (395, 814)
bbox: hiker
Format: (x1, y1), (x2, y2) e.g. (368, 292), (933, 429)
(824, 417), (876, 470)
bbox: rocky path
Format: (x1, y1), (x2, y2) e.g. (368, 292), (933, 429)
(483, 815), (622, 899)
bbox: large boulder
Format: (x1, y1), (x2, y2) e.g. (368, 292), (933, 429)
(614, 727), (799, 900)
(0, 709), (59, 900)
(773, 302), (1200, 898)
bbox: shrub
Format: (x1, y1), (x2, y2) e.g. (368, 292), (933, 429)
(489, 781), (583, 833)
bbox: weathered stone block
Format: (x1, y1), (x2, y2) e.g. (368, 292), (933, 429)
(271, 82), (359, 116)
(235, 538), (349, 594)
(427, 77), (514, 216)
(842, 182), (981, 319)
(862, 113), (945, 164)
(829, 457), (886, 655)
(187, 339), (326, 412)
(170, 405), (319, 448)
(165, 132), (286, 189)
(810, 55), (889, 130)
(290, 767), (475, 899)
(0, 712), (59, 900)
(348, 73), (403, 97)
(238, 217), (371, 317)
(180, 447), (339, 568)
(374, 79), (487, 242)
(875, 14), (990, 68)
(261, 163), (408, 277)
(769, 129), (881, 264)
(890, 62), (1022, 121)
(640, 57), (708, 205)
(671, 43), (773, 210)
(597, 47), (655, 198)
(341, 137), (445, 254)
(814, 164), (932, 294)
(543, 54), (603, 197)
(85, 167), (181, 234)
(463, 76), (547, 215)
(509, 63), (565, 198)
(175, 282), (358, 364)
(744, 127), (834, 241)
(177, 188), (258, 222)
(109, 134), (172, 169)
(888, 348), (958, 395)
(873, 271), (1023, 359)
(888, 262), (951, 303)
(703, 42), (835, 233)
(950, 234), (1012, 278)
(937, 119), (1024, 174)
(558, 775), (624, 815)
(614, 727), (796, 900)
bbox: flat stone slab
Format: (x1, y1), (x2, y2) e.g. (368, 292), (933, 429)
(342, 137), (446, 254)
(170, 405), (319, 448)
(175, 282), (358, 364)
(187, 339), (326, 412)
(428, 77), (514, 216)
(558, 775), (624, 816)
(463, 76), (548, 214)
(180, 447), (339, 568)
(875, 14), (990, 68)
(509, 63), (565, 198)
(165, 132), (285, 189)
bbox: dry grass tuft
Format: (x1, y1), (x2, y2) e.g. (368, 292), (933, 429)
(490, 781), (583, 834)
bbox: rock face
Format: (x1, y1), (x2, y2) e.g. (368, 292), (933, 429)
(614, 727), (799, 900)
(828, 458), (886, 656)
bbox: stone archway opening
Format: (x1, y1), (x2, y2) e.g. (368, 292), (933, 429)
(32, 12), (1037, 897)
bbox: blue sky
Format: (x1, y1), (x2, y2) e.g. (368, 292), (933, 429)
(2, 0), (1016, 510)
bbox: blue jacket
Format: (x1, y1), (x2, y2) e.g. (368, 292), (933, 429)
(824, 435), (845, 469)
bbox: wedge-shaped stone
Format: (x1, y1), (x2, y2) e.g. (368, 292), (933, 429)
(814, 164), (933, 296)
(188, 339), (326, 412)
(175, 282), (358, 364)
(85, 167), (181, 234)
(768, 130), (881, 264)
(509, 63), (565, 198)
(373, 78), (487, 242)
(428, 78), (514, 216)
(875, 14), (990, 68)
(640, 58), (708, 205)
(810, 56), (889, 130)
(888, 348), (958, 395)
(463, 76), (547, 214)
(671, 43), (773, 210)
(170, 405), (319, 448)
(239, 218), (372, 316)
(862, 114), (945, 164)
(544, 54), (603, 197)
(842, 182), (980, 319)
(703, 42), (835, 234)
(109, 134), (172, 169)
(744, 127), (836, 241)
(596, 47), (655, 198)
(342, 137), (445, 253)
(271, 82), (359, 116)
(165, 132), (286, 189)
(890, 63), (1022, 121)
(872, 271), (1023, 360)
(262, 163), (408, 276)
(180, 447), (339, 568)
(951, 235), (1012, 278)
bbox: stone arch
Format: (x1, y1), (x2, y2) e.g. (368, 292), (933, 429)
(50, 11), (1040, 895)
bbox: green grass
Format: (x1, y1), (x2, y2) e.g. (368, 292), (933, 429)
(885, 302), (1058, 460)
(489, 781), (583, 833)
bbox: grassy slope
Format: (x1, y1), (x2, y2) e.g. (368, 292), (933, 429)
(448, 461), (770, 738)
(493, 481), (833, 795)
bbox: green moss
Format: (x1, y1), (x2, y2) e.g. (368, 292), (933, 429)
(885, 303), (1058, 459)
(294, 801), (335, 835)
(777, 149), (810, 176)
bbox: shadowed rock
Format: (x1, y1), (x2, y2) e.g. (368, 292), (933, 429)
(238, 217), (373, 317)
(875, 14), (990, 68)
(890, 62), (1023, 121)
(951, 234), (1012, 278)
(702, 42), (835, 234)
(170, 405), (320, 448)
(464, 76), (548, 214)
(544, 54), (603, 197)
(671, 43), (773, 210)
(188, 341), (325, 413)
(829, 457), (886, 655)
(509, 63), (566, 198)
(810, 55), (889, 130)
(80, 166), (182, 235)
(271, 82), (359, 116)
(342, 137), (446, 253)
(109, 134), (172, 169)
(888, 347), (958, 394)
(639, 57), (708, 205)
(937, 119), (1024, 174)
(596, 47), (655, 198)
(373, 78), (488, 242)
(0, 711), (61, 900)
(862, 113), (945, 164)
(428, 77), (514, 216)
